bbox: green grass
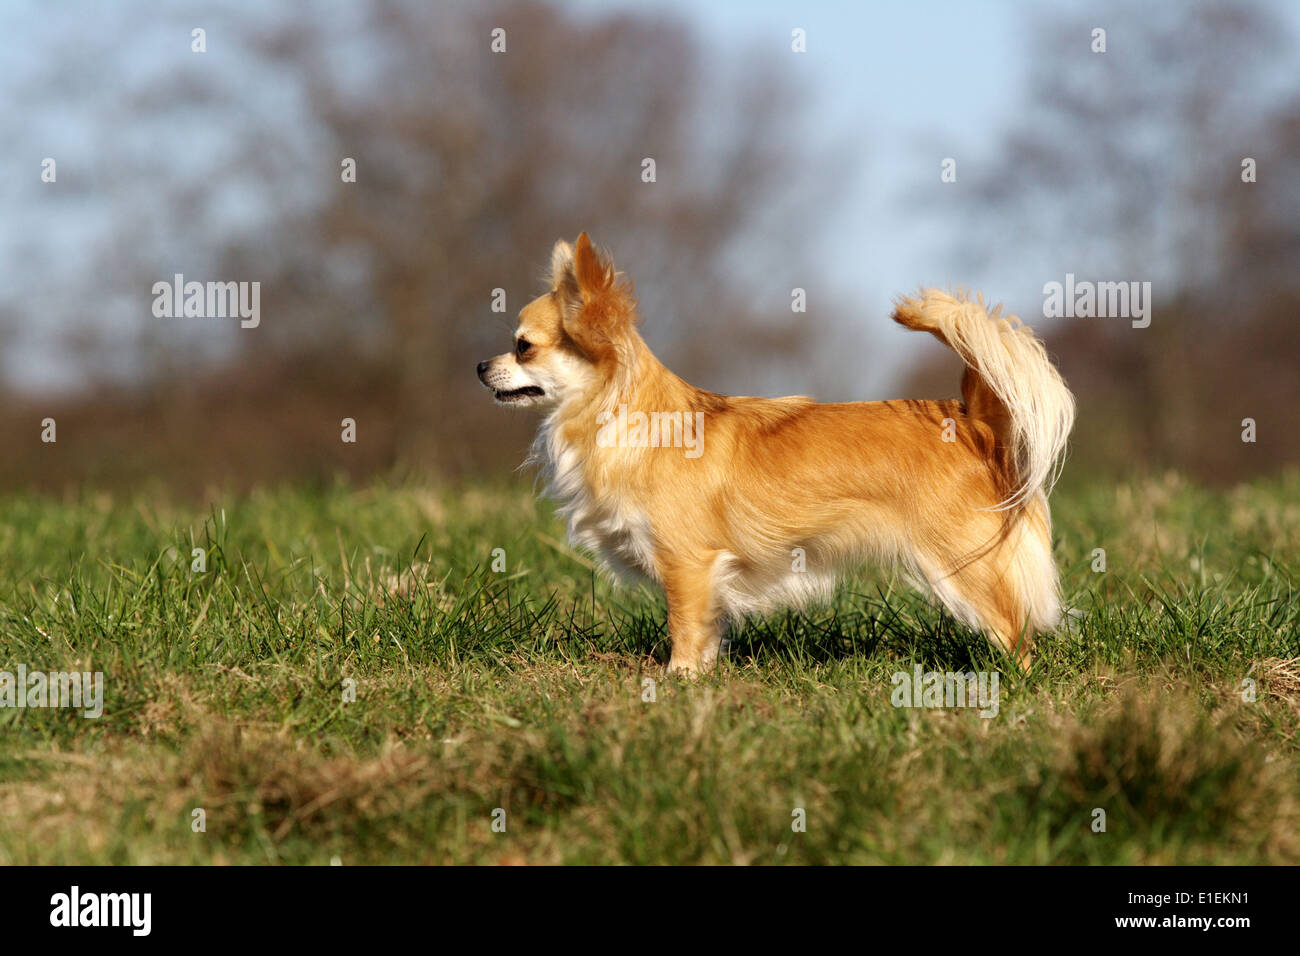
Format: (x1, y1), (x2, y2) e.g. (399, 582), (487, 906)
(0, 470), (1296, 864)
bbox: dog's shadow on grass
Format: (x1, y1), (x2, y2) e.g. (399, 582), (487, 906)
(595, 585), (999, 674)
(722, 608), (990, 674)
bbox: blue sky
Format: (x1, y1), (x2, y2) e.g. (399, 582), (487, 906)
(0, 0), (1030, 395)
(2, 0), (1296, 396)
(560, 0), (1032, 382)
(561, 0), (1300, 392)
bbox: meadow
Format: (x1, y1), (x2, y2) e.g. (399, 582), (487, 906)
(0, 470), (1296, 864)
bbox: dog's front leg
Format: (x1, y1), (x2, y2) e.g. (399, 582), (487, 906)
(661, 557), (722, 676)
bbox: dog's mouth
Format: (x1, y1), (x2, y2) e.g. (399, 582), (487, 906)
(493, 385), (546, 404)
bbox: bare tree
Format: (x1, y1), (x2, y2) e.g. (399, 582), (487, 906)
(232, 0), (843, 468)
(910, 0), (1300, 482)
(0, 0), (848, 489)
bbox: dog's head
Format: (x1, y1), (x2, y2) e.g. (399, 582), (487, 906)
(477, 232), (636, 408)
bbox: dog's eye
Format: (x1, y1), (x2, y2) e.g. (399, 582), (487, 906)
(516, 339), (533, 358)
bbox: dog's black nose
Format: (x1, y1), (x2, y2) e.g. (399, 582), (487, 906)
(476, 360), (489, 377)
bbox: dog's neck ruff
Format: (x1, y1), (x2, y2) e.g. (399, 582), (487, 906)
(528, 395), (657, 583)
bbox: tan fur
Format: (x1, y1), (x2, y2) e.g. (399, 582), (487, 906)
(478, 234), (1075, 674)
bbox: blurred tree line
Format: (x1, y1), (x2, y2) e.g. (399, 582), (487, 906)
(0, 0), (1294, 495)
(904, 0), (1299, 484)
(0, 0), (839, 493)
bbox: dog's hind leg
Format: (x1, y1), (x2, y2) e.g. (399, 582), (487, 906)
(915, 550), (1033, 665)
(917, 499), (1059, 667)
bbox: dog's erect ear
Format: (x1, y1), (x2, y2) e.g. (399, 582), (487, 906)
(550, 238), (581, 318)
(549, 240), (575, 290)
(573, 232), (613, 294)
(552, 232), (614, 316)
(555, 233), (633, 364)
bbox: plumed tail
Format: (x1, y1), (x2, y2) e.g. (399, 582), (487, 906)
(893, 288), (1075, 510)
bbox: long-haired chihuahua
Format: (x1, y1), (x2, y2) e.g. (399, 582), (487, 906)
(477, 233), (1075, 674)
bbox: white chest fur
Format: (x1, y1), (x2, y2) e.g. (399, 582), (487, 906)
(533, 416), (659, 583)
